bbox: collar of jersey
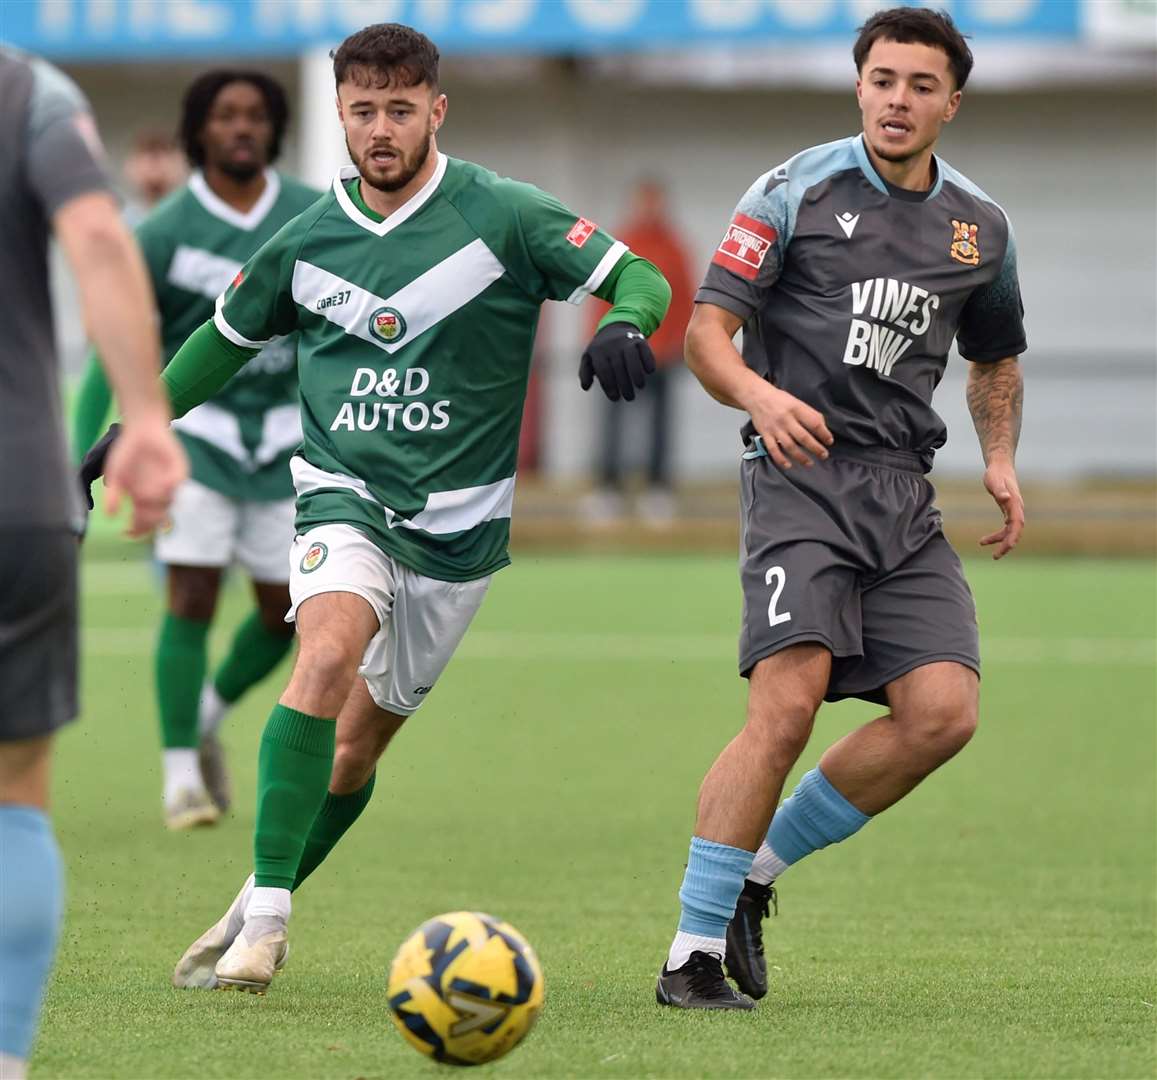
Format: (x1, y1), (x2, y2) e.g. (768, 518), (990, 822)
(188, 169), (281, 230)
(852, 134), (944, 202)
(332, 153), (448, 238)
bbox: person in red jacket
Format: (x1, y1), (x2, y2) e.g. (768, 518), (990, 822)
(585, 179), (695, 525)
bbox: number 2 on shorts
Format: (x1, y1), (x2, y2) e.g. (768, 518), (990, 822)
(765, 566), (792, 627)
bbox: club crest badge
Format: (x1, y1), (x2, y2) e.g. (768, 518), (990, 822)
(369, 306), (407, 344)
(950, 220), (980, 266)
(300, 541), (328, 574)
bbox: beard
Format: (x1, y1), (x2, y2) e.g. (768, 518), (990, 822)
(348, 131), (431, 193)
(216, 157), (263, 182)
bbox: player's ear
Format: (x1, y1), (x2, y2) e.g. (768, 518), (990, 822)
(335, 94), (344, 126)
(943, 89), (962, 123)
(430, 92), (447, 134)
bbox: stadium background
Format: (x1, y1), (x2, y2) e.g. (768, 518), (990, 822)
(3, 1), (1155, 1077)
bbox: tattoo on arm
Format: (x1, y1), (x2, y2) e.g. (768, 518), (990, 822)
(967, 357), (1023, 464)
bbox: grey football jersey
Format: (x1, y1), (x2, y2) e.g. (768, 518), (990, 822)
(699, 134), (1027, 467)
(0, 47), (111, 529)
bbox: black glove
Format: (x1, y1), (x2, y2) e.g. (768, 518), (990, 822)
(579, 322), (656, 403)
(78, 422), (121, 511)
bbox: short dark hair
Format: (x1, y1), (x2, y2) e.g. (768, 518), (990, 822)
(853, 7), (973, 91)
(331, 23), (440, 91)
(179, 69), (289, 167)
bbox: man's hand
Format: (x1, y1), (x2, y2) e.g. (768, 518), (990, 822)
(579, 322), (656, 402)
(746, 383), (833, 469)
(979, 458), (1024, 560)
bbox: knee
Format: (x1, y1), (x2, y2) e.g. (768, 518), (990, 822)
(745, 692), (818, 770)
(907, 698), (978, 763)
(295, 638), (362, 693)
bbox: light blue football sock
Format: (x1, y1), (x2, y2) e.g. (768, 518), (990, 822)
(764, 766), (870, 871)
(676, 836), (755, 938)
(0, 806), (63, 1061)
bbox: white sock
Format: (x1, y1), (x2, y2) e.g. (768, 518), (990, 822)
(666, 931), (725, 971)
(246, 886), (291, 923)
(162, 749), (202, 806)
(747, 841), (789, 886)
(198, 682), (229, 737)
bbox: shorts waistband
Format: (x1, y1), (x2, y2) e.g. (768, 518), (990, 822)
(827, 445), (929, 473)
(741, 436), (929, 474)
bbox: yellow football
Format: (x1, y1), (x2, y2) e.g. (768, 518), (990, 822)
(387, 911), (544, 1066)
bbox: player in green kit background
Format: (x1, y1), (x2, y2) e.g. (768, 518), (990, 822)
(74, 71), (320, 829)
(83, 22), (671, 994)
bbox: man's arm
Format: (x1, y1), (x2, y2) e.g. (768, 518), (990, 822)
(966, 355), (1025, 559)
(54, 192), (186, 535)
(685, 303), (832, 469)
(578, 254), (671, 402)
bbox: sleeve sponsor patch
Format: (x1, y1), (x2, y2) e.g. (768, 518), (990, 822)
(566, 217), (598, 248)
(712, 212), (776, 280)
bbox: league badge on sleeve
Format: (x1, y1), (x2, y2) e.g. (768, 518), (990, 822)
(566, 218), (597, 248)
(950, 220), (980, 267)
(713, 213), (776, 281)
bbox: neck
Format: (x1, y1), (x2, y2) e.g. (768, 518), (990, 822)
(202, 164), (268, 212)
(358, 144), (439, 219)
(863, 137), (936, 192)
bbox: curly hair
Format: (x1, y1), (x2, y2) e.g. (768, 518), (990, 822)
(331, 23), (439, 91)
(178, 69), (289, 167)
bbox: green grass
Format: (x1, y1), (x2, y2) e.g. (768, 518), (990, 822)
(36, 552), (1157, 1078)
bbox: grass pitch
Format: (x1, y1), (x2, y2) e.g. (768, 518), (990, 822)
(35, 549), (1156, 1078)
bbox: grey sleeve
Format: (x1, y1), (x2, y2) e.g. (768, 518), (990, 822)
(695, 168), (790, 319)
(23, 57), (110, 217)
(956, 218), (1027, 363)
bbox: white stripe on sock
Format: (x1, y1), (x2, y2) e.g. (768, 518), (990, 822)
(667, 931), (725, 971)
(748, 841), (789, 886)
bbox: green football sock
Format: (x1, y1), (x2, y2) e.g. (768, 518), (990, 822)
(292, 773), (376, 892)
(212, 611), (294, 705)
(155, 613), (210, 749)
(254, 705), (336, 889)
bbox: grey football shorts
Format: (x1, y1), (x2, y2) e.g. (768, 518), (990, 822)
(738, 443), (979, 705)
(0, 528), (78, 741)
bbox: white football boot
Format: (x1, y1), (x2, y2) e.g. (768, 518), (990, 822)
(172, 874), (256, 989)
(214, 917), (289, 994)
(164, 786), (220, 830)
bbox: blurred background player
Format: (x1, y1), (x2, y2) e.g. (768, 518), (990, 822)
(0, 46), (186, 1079)
(657, 8), (1027, 1009)
(121, 128), (185, 225)
(72, 70), (320, 829)
(583, 178), (694, 526)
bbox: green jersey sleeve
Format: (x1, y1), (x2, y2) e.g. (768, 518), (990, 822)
(212, 219), (302, 349)
(507, 182), (628, 306)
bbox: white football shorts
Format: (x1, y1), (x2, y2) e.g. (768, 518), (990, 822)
(154, 478), (295, 582)
(286, 523), (490, 716)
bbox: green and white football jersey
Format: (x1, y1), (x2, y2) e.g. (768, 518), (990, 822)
(138, 169), (320, 500)
(214, 154), (629, 581)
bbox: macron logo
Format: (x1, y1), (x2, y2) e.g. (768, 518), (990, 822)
(835, 211), (860, 239)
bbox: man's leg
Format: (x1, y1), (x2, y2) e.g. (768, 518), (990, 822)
(158, 565), (222, 827)
(658, 644), (828, 1009)
(730, 662), (978, 998)
(0, 738), (61, 1080)
(198, 581), (295, 812)
(210, 591), (378, 993)
(0, 526), (76, 1077)
(292, 678), (406, 890)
